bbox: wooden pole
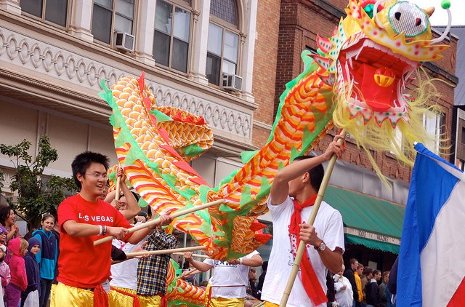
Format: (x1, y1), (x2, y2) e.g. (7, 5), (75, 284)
(93, 199), (224, 246)
(126, 246), (206, 258)
(279, 131), (345, 306)
(172, 252), (209, 259)
(115, 176), (121, 201)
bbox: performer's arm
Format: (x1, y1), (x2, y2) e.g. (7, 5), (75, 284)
(184, 252), (213, 272)
(105, 168), (140, 221)
(299, 223), (343, 274)
(62, 220), (128, 239)
(126, 215), (172, 244)
(229, 254), (263, 267)
(119, 183), (140, 221)
(269, 137), (342, 205)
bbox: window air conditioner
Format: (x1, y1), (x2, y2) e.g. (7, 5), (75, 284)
(222, 73), (242, 91)
(115, 32), (135, 52)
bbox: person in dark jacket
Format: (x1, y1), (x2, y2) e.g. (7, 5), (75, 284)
(32, 214), (58, 307)
(387, 257), (398, 295)
(326, 271), (336, 306)
(21, 237), (41, 306)
(344, 258), (360, 305)
(365, 269), (381, 307)
(256, 260), (268, 299)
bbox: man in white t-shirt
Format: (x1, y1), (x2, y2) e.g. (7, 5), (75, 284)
(261, 136), (345, 307)
(184, 251), (262, 306)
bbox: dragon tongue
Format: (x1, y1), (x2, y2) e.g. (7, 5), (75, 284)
(357, 63), (396, 112)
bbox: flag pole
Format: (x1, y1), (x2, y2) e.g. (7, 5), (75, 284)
(279, 131), (345, 306)
(94, 199), (224, 246)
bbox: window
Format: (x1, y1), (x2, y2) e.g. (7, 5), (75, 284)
(423, 110), (443, 153)
(207, 0), (240, 86)
(21, 0), (68, 27)
(153, 0), (192, 73)
(391, 127), (403, 154)
(461, 126), (465, 145)
(92, 0), (135, 45)
(210, 0), (239, 26)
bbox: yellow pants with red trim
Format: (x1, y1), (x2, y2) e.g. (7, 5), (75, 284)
(137, 294), (162, 307)
(208, 297), (245, 307)
(108, 286), (162, 307)
(263, 302), (279, 307)
(50, 283), (94, 306)
(108, 287), (137, 307)
(51, 283), (162, 307)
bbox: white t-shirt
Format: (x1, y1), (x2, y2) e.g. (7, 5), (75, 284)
(110, 239), (140, 290)
(334, 274), (354, 307)
(204, 250), (259, 299)
(261, 196), (345, 307)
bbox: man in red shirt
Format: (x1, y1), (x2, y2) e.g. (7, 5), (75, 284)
(50, 152), (170, 307)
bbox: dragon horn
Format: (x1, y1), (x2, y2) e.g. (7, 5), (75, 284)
(424, 7), (435, 17)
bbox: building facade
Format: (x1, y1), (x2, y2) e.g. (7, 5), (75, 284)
(1, 0), (459, 272)
(0, 0), (282, 192)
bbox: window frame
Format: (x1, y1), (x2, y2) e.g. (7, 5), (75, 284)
(153, 0), (193, 74)
(91, 0), (137, 47)
(20, 0), (71, 29)
(206, 17), (242, 86)
(422, 110), (444, 154)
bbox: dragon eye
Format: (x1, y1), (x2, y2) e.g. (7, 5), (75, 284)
(388, 2), (429, 37)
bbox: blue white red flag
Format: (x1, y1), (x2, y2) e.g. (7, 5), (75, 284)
(397, 143), (465, 307)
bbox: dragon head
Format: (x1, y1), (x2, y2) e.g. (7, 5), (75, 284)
(311, 0), (451, 169)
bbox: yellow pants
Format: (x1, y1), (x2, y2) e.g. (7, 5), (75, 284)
(137, 294), (162, 307)
(263, 302), (279, 307)
(108, 287), (138, 307)
(108, 286), (162, 307)
(208, 297), (245, 307)
(50, 283), (94, 306)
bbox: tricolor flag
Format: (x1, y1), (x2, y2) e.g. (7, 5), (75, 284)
(397, 143), (465, 306)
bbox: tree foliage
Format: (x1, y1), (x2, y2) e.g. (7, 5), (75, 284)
(0, 136), (76, 227)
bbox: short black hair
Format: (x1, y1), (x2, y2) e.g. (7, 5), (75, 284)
(71, 152), (109, 189)
(293, 155), (325, 191)
(0, 206), (12, 226)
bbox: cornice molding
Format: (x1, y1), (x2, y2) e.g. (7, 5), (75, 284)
(0, 23), (254, 140)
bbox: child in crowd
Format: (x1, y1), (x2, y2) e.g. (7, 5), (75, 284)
(0, 226), (7, 246)
(5, 238), (28, 307)
(32, 214), (59, 307)
(21, 237), (41, 307)
(0, 245), (11, 307)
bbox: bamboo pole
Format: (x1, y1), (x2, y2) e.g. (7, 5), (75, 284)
(279, 131), (345, 306)
(126, 246), (206, 258)
(94, 199), (224, 246)
(115, 176), (121, 201)
(172, 252), (209, 259)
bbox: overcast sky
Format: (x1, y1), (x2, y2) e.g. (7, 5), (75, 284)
(410, 0), (465, 26)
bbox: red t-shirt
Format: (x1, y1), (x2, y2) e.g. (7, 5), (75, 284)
(57, 194), (131, 288)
